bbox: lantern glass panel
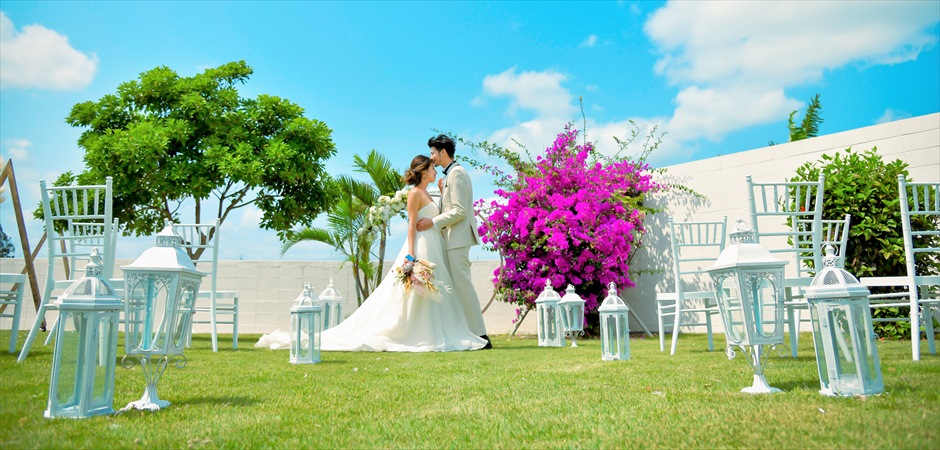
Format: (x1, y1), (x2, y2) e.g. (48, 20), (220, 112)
(173, 286), (197, 348)
(300, 314), (312, 359)
(127, 276), (171, 351)
(55, 314), (81, 407)
(810, 304), (830, 386)
(754, 277), (779, 337)
(89, 314), (118, 410)
(829, 307), (859, 385)
(720, 277), (746, 343)
(545, 307), (558, 340)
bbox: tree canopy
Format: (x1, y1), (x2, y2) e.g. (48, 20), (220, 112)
(64, 61), (336, 255)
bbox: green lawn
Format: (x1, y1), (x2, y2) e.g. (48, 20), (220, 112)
(1, 331), (937, 449)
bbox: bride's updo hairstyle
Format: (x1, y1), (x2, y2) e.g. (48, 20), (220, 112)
(402, 155), (433, 186)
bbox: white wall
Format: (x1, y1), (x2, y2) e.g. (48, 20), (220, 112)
(623, 113), (939, 334)
(2, 114), (937, 339)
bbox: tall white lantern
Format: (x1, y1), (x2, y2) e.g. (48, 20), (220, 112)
(318, 278), (343, 330)
(806, 246), (884, 397)
(45, 250), (122, 419)
(291, 283), (323, 364)
(121, 221), (205, 411)
(706, 220), (788, 394)
(599, 282), (630, 361)
(559, 285), (585, 347)
(535, 279), (564, 347)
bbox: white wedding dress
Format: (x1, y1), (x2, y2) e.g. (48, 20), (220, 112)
(320, 202), (487, 352)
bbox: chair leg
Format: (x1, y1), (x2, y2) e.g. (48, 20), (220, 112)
(705, 312), (714, 352)
(232, 296), (239, 350)
(9, 293), (23, 354)
(210, 297), (219, 353)
(787, 307), (798, 358)
(18, 303), (49, 362)
(923, 304), (936, 355)
(670, 306), (681, 356)
(43, 317), (59, 346)
(911, 295), (921, 362)
(657, 304), (666, 353)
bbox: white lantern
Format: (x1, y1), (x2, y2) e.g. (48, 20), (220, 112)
(45, 249), (122, 419)
(559, 285), (585, 347)
(317, 278), (343, 330)
(599, 282), (630, 361)
(535, 279), (564, 347)
(706, 219), (788, 394)
(121, 221), (205, 411)
(806, 246), (884, 396)
(291, 283), (323, 364)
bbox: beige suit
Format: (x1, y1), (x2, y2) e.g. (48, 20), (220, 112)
(432, 162), (487, 336)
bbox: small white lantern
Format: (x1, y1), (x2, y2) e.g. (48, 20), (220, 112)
(121, 221), (205, 411)
(706, 219), (788, 394)
(45, 249), (122, 419)
(805, 246), (884, 397)
(317, 278), (343, 330)
(559, 285), (586, 347)
(291, 283), (323, 364)
(599, 282), (630, 361)
(535, 279), (565, 347)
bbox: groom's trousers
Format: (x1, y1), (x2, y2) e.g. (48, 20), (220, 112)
(446, 246), (488, 336)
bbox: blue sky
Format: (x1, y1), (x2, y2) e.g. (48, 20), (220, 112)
(1, 1), (939, 262)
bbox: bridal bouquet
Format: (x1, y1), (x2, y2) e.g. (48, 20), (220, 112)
(394, 258), (442, 302)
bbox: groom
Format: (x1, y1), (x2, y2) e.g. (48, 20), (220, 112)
(417, 134), (492, 349)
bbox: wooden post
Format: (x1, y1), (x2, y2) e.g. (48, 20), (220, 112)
(0, 159), (42, 311)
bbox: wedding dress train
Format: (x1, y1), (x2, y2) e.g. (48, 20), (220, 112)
(320, 203), (486, 352)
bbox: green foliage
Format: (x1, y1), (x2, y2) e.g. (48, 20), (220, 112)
(64, 61), (337, 252)
(2, 332), (938, 448)
(789, 147), (940, 338)
(0, 224), (13, 257)
(770, 93), (823, 146)
(281, 150), (403, 305)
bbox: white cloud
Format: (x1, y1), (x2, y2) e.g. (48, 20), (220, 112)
(875, 108), (913, 124)
(482, 67), (576, 119)
(0, 11), (99, 90)
(580, 34), (598, 48)
(638, 1), (939, 148)
(2, 138), (32, 162)
(239, 204), (265, 228)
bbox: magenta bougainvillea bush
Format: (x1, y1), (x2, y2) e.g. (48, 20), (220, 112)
(478, 125), (662, 319)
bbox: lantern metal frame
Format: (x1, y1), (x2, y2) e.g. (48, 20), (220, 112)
(559, 285), (585, 347)
(535, 279), (565, 347)
(291, 283), (323, 364)
(45, 249), (122, 419)
(806, 246), (884, 397)
(707, 220), (788, 394)
(599, 282), (630, 361)
(120, 222), (205, 411)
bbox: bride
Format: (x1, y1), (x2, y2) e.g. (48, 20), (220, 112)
(320, 155), (487, 352)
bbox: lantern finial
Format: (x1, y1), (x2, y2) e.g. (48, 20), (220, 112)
(85, 248), (103, 277)
(822, 245), (838, 268)
(607, 282), (617, 296)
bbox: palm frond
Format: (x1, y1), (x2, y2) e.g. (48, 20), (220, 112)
(354, 149), (405, 196)
(801, 93), (823, 139)
(280, 226), (338, 255)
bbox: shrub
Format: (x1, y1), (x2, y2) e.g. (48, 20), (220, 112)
(789, 147), (940, 339)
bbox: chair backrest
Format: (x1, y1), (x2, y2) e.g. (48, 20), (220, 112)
(746, 174), (825, 279)
(667, 216), (728, 297)
(174, 219), (220, 296)
(899, 175), (940, 279)
(797, 214), (852, 271)
(40, 177), (115, 280)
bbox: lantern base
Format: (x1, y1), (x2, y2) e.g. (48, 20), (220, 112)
(740, 374), (782, 394)
(121, 385), (170, 412)
(44, 405), (115, 419)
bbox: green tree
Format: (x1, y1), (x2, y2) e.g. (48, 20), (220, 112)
(64, 61), (337, 259)
(790, 147), (940, 338)
(770, 93), (823, 145)
(281, 151), (404, 305)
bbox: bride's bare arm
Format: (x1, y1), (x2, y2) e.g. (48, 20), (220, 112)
(406, 189), (421, 258)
